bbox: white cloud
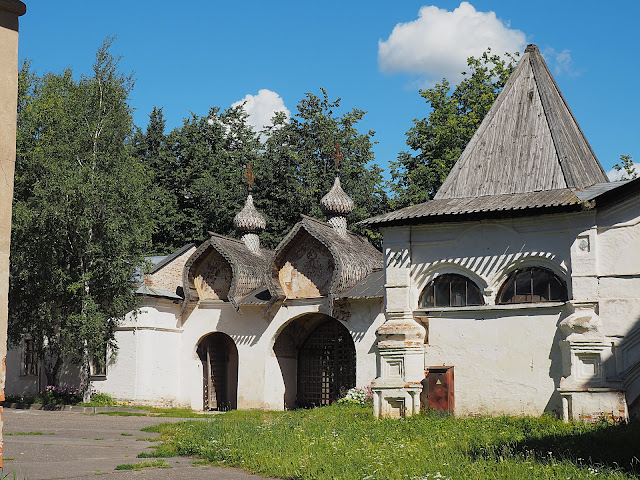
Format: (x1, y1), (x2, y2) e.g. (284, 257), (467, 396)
(231, 89), (290, 133)
(607, 163), (639, 181)
(378, 2), (526, 84)
(542, 47), (579, 77)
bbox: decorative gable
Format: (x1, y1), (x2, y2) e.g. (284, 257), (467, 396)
(183, 233), (272, 312)
(268, 216), (383, 303)
(193, 248), (232, 301)
(277, 232), (335, 299)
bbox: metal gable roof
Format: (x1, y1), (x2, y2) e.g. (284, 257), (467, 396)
(359, 189), (584, 227)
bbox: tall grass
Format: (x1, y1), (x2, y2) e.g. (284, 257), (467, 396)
(143, 404), (640, 480)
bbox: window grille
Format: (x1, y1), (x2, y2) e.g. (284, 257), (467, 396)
(22, 338), (37, 376)
(420, 274), (484, 308)
(497, 267), (567, 304)
(297, 320), (355, 408)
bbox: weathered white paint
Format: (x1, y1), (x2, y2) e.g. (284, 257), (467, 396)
(374, 196), (640, 420)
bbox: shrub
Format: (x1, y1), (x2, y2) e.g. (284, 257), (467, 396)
(40, 385), (83, 405)
(336, 385), (373, 406)
(89, 392), (116, 406)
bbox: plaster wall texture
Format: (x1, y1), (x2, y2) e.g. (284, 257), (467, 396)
(426, 307), (566, 416)
(5, 347), (38, 395)
(90, 299), (183, 405)
(595, 195), (640, 338)
(177, 298), (384, 410)
(380, 213), (607, 417)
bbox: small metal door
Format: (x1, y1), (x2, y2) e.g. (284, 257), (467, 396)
(420, 366), (454, 414)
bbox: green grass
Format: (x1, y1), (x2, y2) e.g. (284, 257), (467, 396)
(114, 459), (170, 471)
(143, 404), (640, 480)
(96, 411), (147, 417)
(142, 406), (214, 418)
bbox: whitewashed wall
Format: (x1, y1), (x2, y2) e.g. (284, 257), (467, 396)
(381, 211), (601, 417)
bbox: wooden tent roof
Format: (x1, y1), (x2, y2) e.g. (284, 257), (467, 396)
(435, 44), (608, 200)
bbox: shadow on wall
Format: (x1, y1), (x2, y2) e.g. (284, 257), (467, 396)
(548, 305), (640, 422)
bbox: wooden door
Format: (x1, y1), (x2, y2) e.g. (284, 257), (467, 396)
(199, 334), (228, 411)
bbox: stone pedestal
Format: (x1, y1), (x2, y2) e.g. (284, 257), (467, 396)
(0, 0), (26, 468)
(558, 304), (627, 422)
(372, 311), (426, 418)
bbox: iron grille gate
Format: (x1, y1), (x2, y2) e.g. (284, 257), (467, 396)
(297, 320), (356, 408)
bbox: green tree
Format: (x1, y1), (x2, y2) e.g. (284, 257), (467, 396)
(10, 38), (154, 385)
(391, 50), (518, 208)
(134, 105), (261, 252)
(131, 107), (183, 253)
(256, 89), (388, 247)
(136, 89), (388, 251)
(612, 154), (637, 180)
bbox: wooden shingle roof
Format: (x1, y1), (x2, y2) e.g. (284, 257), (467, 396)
(267, 215), (383, 300)
(183, 233), (272, 312)
(435, 44), (608, 200)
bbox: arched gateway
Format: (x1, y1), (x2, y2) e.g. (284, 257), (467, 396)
(197, 332), (238, 411)
(275, 314), (356, 408)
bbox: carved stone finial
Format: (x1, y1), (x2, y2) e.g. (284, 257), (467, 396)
(320, 176), (354, 235)
(234, 193), (266, 253)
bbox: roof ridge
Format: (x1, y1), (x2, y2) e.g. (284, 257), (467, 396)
(149, 243), (196, 274)
(300, 214), (367, 240)
(208, 231), (244, 244)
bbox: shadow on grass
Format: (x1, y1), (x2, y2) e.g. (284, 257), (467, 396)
(476, 420), (640, 476)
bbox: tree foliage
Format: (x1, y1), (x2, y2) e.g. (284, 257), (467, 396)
(390, 50), (519, 208)
(255, 89), (388, 247)
(10, 38), (154, 385)
(136, 88), (388, 251)
(612, 154), (638, 180)
(133, 105), (259, 253)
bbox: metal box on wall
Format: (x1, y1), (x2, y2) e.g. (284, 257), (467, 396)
(420, 366), (454, 414)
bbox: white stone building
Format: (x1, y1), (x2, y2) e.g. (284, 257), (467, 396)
(7, 176), (385, 412)
(362, 44), (640, 421)
(6, 44), (640, 421)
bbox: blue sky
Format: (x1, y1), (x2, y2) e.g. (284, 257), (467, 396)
(17, 1), (640, 179)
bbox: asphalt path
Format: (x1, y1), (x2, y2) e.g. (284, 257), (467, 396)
(1, 408), (270, 479)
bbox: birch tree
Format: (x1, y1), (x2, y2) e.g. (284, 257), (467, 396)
(10, 38), (153, 385)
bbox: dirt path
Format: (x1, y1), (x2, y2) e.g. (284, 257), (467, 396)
(2, 408), (270, 479)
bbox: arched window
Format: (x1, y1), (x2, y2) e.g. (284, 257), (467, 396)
(420, 274), (484, 308)
(497, 267), (567, 304)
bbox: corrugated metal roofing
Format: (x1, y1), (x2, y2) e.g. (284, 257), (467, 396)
(136, 284), (182, 300)
(572, 180), (632, 202)
(360, 188), (583, 227)
(338, 269), (384, 299)
(435, 44), (608, 200)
